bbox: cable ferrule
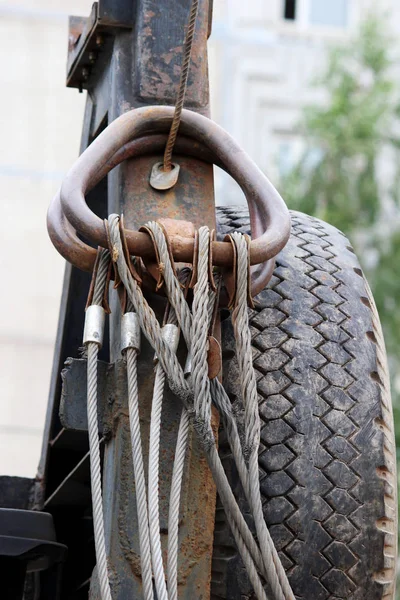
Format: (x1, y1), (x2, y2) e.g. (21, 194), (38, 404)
(83, 305), (105, 347)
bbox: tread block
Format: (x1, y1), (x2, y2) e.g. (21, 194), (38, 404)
(252, 327), (288, 351)
(323, 513), (359, 543)
(259, 445), (295, 471)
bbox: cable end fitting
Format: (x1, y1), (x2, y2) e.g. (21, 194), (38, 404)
(121, 312), (141, 354)
(184, 352), (192, 378)
(83, 305), (106, 347)
(154, 323), (180, 362)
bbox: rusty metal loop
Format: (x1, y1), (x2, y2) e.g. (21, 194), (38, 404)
(47, 134), (213, 279)
(48, 146), (274, 302)
(49, 106), (291, 299)
(59, 106), (290, 264)
(47, 190), (97, 272)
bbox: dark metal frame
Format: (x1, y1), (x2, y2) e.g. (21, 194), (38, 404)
(0, 1), (290, 596)
(33, 1), (216, 597)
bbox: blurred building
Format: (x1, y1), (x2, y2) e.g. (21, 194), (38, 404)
(209, 0), (400, 203)
(0, 0), (398, 476)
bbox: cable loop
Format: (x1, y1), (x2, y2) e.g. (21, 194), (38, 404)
(84, 248), (112, 600)
(85, 217), (296, 600)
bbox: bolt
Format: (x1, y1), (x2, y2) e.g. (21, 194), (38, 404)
(88, 51), (97, 64)
(96, 34), (104, 48)
(81, 67), (90, 81)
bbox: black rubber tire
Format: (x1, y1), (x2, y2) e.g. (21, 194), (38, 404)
(212, 208), (397, 600)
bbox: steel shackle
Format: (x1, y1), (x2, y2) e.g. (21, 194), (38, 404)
(47, 105), (291, 297)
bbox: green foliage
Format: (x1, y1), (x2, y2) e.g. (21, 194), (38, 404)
(280, 16), (400, 407)
(282, 16), (398, 233)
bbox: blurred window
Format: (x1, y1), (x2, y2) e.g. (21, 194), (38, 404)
(309, 0), (348, 27)
(278, 141), (294, 176)
(284, 0), (297, 20)
(304, 147), (324, 170)
(277, 141), (323, 178)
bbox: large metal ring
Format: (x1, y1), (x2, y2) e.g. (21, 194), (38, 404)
(47, 134), (214, 275)
(48, 106), (291, 297)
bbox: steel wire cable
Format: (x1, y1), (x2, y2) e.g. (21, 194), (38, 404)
(86, 249), (112, 600)
(163, 0), (199, 172)
(230, 232), (295, 600)
(147, 358), (169, 600)
(125, 345), (155, 600)
(147, 300), (184, 600)
(167, 407), (191, 600)
(108, 215), (267, 581)
(142, 221), (295, 600)
(86, 236), (270, 600)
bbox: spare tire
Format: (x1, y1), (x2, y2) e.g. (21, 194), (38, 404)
(212, 208), (397, 600)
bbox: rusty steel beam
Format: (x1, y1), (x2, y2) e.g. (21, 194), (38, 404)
(40, 1), (219, 598)
(96, 2), (218, 596)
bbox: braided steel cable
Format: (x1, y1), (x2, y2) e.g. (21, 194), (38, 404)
(141, 224), (269, 586)
(230, 232), (295, 600)
(165, 273), (192, 600)
(108, 217), (266, 576)
(191, 226), (212, 424)
(108, 216), (299, 599)
(108, 215), (191, 406)
(167, 408), (190, 600)
(86, 249), (112, 600)
(145, 222), (192, 345)
(142, 223), (267, 595)
(143, 221), (295, 600)
(125, 346), (155, 600)
(147, 359), (169, 600)
(163, 0), (199, 172)
(147, 303), (183, 600)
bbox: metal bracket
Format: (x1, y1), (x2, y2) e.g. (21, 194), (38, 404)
(59, 358), (112, 435)
(67, 1), (133, 90)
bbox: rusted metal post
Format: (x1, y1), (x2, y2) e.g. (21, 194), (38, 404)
(37, 2), (217, 596)
(59, 1), (217, 598)
(101, 4), (216, 597)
